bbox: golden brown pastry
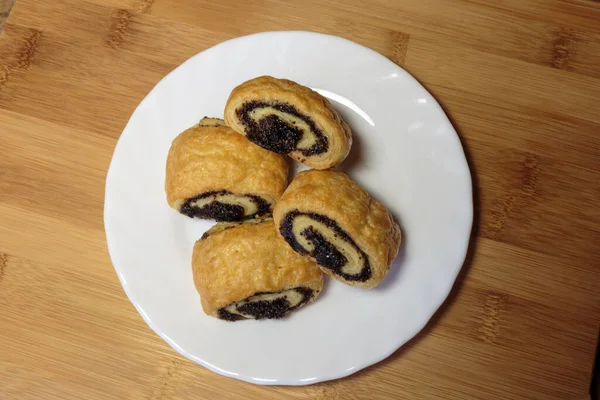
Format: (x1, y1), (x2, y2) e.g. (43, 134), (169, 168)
(273, 170), (401, 289)
(165, 117), (288, 221)
(224, 76), (352, 170)
(192, 218), (323, 321)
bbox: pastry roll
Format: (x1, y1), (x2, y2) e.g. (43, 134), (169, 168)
(224, 76), (352, 170)
(165, 117), (288, 221)
(273, 170), (401, 289)
(192, 218), (323, 321)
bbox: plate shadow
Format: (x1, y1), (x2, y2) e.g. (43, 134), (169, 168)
(311, 100), (481, 385)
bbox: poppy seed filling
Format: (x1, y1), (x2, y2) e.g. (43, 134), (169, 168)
(280, 211), (372, 282)
(180, 190), (270, 221)
(236, 101), (328, 156)
(216, 287), (315, 321)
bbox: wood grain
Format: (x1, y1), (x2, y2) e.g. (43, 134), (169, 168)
(1, 0), (599, 399)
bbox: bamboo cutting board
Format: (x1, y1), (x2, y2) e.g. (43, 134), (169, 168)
(1, 0), (599, 399)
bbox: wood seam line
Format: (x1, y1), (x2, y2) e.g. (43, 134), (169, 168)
(106, 9), (132, 49)
(551, 27), (578, 71)
(150, 359), (181, 400)
(390, 31), (410, 66)
(477, 292), (508, 343)
(0, 253), (7, 283)
(136, 0), (154, 14)
(0, 27), (41, 91)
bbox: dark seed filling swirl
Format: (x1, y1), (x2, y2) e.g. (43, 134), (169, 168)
(280, 211), (372, 282)
(236, 101), (329, 156)
(217, 287), (315, 321)
(180, 190), (270, 221)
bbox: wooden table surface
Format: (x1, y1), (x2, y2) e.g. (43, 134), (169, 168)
(1, 0), (600, 399)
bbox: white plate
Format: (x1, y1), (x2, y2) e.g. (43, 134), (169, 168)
(104, 31), (472, 386)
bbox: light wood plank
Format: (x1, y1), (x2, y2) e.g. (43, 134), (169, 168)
(1, 0), (599, 399)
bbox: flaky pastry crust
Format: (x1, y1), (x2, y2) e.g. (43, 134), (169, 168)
(273, 170), (401, 288)
(192, 219), (323, 315)
(165, 119), (288, 211)
(224, 76), (352, 169)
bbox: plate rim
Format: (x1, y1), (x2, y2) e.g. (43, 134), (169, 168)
(104, 30), (474, 386)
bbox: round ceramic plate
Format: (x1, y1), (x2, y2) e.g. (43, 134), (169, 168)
(104, 31), (472, 385)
